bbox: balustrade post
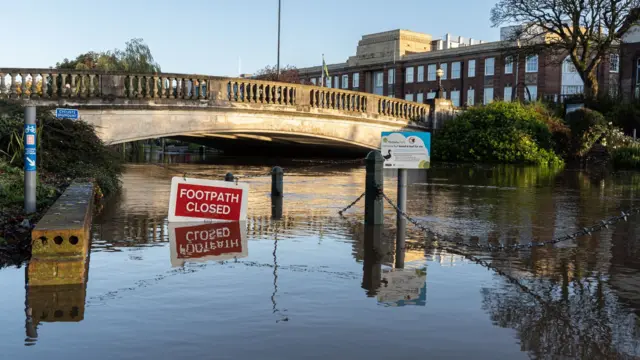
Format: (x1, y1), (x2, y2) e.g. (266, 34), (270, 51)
(51, 73), (58, 98)
(152, 76), (159, 98)
(136, 76), (143, 98)
(198, 79), (205, 100)
(70, 74), (77, 97)
(0, 72), (6, 99)
(41, 74), (48, 98)
(22, 74), (29, 99)
(31, 74), (39, 98)
(88, 75), (95, 97)
(168, 78), (175, 99)
(9, 73), (17, 98)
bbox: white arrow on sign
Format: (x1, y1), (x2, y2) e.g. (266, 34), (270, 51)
(26, 158), (35, 167)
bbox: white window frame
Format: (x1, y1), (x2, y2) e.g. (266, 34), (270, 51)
(450, 90), (460, 107)
(333, 76), (339, 88)
(353, 73), (360, 88)
(468, 60), (476, 77)
(483, 87), (494, 104)
(485, 58), (495, 76)
(467, 88), (475, 105)
(610, 54), (620, 73)
(341, 74), (349, 89)
(504, 86), (512, 102)
(441, 63), (448, 80)
(406, 67), (414, 83)
(388, 69), (395, 84)
(526, 85), (537, 101)
(417, 65), (425, 82)
(505, 57), (513, 74)
(374, 72), (383, 87)
(451, 62), (461, 79)
(526, 55), (538, 73)
(428, 64), (437, 81)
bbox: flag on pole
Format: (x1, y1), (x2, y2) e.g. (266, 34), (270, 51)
(322, 55), (330, 87)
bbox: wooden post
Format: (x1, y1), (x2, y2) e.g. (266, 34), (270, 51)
(365, 150), (384, 225)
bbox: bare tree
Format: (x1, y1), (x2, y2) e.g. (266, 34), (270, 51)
(491, 0), (640, 99)
(254, 65), (300, 84)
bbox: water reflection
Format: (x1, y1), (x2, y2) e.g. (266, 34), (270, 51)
(168, 222), (248, 267)
(14, 163), (640, 358)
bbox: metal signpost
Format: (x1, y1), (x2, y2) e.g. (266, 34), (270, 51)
(380, 131), (431, 268)
(24, 106), (37, 214)
(55, 108), (79, 120)
(168, 177), (249, 223)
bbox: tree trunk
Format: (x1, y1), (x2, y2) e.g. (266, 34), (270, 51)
(583, 71), (599, 100)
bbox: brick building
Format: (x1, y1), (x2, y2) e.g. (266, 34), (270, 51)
(298, 27), (623, 106)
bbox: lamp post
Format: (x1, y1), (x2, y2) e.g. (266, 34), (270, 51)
(436, 67), (445, 99)
(276, 0), (281, 80)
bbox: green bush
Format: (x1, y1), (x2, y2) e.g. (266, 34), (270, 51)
(606, 102), (640, 136)
(432, 102), (563, 166)
(611, 145), (640, 169)
(0, 101), (123, 196)
(564, 108), (608, 157)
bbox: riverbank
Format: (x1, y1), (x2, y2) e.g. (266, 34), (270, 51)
(0, 101), (121, 267)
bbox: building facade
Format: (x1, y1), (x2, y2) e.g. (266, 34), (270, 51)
(298, 28), (627, 107)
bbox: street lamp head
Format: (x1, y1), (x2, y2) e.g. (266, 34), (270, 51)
(436, 68), (444, 78)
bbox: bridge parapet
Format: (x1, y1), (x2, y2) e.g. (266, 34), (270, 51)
(0, 68), (430, 124)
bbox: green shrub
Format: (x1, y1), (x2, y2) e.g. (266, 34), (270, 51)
(611, 145), (640, 169)
(432, 102), (563, 166)
(564, 108), (607, 157)
(606, 101), (640, 136)
(0, 101), (123, 196)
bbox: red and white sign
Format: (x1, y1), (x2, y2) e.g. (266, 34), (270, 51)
(169, 221), (248, 267)
(168, 177), (249, 223)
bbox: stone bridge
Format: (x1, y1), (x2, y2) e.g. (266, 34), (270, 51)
(0, 69), (435, 155)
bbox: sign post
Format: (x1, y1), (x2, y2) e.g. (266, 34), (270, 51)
(55, 108), (79, 120)
(168, 177), (249, 223)
(380, 131), (431, 268)
(24, 105), (37, 214)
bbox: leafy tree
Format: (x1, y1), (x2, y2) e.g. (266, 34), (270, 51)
(254, 65), (300, 83)
(491, 0), (640, 99)
(55, 38), (160, 73)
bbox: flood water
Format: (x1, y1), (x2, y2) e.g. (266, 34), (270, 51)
(2, 160), (640, 359)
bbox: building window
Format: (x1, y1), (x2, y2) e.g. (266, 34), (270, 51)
(563, 57), (578, 73)
(388, 69), (395, 84)
(416, 92), (424, 103)
(452, 62), (461, 79)
(374, 72), (383, 87)
(450, 90), (460, 107)
(526, 55), (538, 73)
(526, 85), (538, 101)
(353, 73), (360, 88)
(441, 63), (448, 80)
(311, 78), (317, 85)
(504, 86), (512, 102)
(405, 93), (414, 102)
(610, 54), (619, 73)
(428, 64), (437, 81)
(333, 76), (339, 88)
(427, 91), (436, 99)
(406, 67), (414, 83)
(468, 60), (476, 77)
(342, 75), (349, 89)
(443, 90), (447, 99)
(485, 58), (495, 76)
(484, 87), (494, 104)
(327, 77), (332, 88)
(505, 57), (513, 74)
(467, 88), (475, 105)
(417, 66), (425, 82)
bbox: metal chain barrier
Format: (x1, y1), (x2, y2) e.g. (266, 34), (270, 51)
(338, 192), (366, 217)
(380, 187), (640, 252)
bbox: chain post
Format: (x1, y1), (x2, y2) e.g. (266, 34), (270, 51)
(365, 151), (384, 225)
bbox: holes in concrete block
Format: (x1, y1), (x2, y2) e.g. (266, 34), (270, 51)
(54, 236), (64, 245)
(69, 236), (79, 245)
(54, 310), (63, 318)
(39, 236), (47, 245)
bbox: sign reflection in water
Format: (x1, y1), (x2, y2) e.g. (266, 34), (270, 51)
(169, 221), (248, 267)
(377, 268), (427, 307)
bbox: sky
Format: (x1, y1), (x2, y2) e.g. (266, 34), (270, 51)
(3, 0), (501, 77)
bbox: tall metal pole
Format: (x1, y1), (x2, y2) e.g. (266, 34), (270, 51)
(395, 169), (407, 269)
(276, 0), (281, 80)
(24, 105), (37, 214)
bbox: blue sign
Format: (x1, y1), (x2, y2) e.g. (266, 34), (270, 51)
(55, 108), (79, 120)
(381, 131), (431, 169)
(24, 124), (36, 172)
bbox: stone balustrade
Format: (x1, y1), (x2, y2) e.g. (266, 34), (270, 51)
(0, 68), (430, 123)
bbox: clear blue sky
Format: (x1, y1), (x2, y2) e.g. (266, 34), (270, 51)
(4, 0), (501, 76)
